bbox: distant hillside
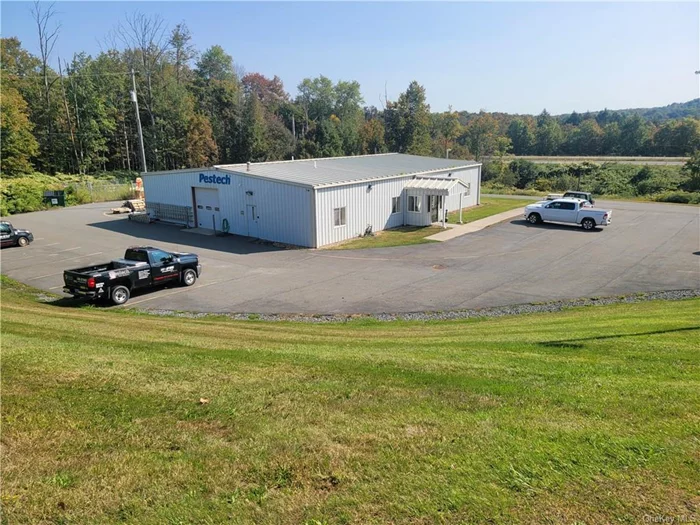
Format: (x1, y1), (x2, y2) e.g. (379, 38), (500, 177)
(456, 99), (699, 123)
(606, 99), (700, 121)
(559, 99), (700, 123)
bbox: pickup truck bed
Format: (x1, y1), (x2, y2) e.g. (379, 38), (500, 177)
(66, 259), (148, 276)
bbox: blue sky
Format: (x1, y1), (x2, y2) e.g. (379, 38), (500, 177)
(2, 2), (698, 114)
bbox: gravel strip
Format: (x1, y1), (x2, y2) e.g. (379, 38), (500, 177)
(140, 289), (700, 323)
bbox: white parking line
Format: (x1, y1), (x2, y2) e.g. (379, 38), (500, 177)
(24, 252), (102, 280)
(53, 246), (81, 254)
(45, 242), (59, 246)
(27, 271), (66, 281)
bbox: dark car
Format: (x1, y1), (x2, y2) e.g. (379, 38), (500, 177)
(1, 221), (34, 248)
(63, 246), (202, 305)
(563, 191), (595, 205)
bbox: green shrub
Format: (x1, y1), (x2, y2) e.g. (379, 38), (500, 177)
(1, 178), (50, 215)
(1, 171), (138, 215)
(64, 185), (92, 206)
(654, 191), (700, 204)
(533, 178), (553, 192)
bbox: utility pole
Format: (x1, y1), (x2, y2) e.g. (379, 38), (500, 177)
(131, 68), (148, 173)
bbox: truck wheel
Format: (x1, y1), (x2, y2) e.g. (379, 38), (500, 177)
(111, 285), (130, 305)
(581, 218), (596, 230)
(528, 213), (541, 225)
(17, 237), (29, 247)
(182, 268), (197, 287)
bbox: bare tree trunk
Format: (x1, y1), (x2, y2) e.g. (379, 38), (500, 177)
(68, 68), (85, 168)
(58, 58), (80, 173)
(123, 124), (131, 171)
(32, 1), (61, 174)
(116, 12), (171, 170)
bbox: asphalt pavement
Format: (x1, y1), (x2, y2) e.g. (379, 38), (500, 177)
(2, 199), (698, 314)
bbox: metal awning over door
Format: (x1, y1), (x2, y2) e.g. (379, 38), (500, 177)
(403, 177), (469, 196)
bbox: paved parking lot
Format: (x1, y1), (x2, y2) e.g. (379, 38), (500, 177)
(2, 199), (698, 313)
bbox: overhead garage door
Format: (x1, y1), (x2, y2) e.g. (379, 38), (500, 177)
(194, 187), (221, 230)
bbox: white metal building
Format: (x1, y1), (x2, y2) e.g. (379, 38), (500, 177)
(142, 153), (482, 248)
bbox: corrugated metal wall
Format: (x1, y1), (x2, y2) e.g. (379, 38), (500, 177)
(143, 164), (482, 249)
(439, 167), (480, 213)
(315, 176), (412, 246)
(143, 170), (314, 247)
(402, 167), (481, 226)
(404, 198), (433, 227)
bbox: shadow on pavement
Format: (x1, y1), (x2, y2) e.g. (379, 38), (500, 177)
(47, 282), (183, 309)
(88, 217), (292, 255)
(510, 219), (603, 233)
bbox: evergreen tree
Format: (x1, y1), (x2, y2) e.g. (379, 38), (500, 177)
(240, 94), (267, 162)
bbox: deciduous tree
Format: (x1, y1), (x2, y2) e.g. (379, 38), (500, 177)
(507, 118), (534, 155)
(464, 112), (498, 161)
(186, 113), (218, 166)
(1, 86), (39, 175)
(535, 110), (564, 155)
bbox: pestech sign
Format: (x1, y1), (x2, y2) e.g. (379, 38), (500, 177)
(199, 173), (231, 185)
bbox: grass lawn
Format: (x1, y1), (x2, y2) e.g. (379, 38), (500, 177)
(2, 277), (699, 524)
(329, 225), (442, 250)
(447, 196), (538, 224)
(331, 198), (537, 250)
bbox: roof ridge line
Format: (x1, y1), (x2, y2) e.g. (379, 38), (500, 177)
(215, 152), (398, 169)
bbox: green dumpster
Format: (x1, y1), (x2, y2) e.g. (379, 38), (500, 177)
(43, 190), (66, 207)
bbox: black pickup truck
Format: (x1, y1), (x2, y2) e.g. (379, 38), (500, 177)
(1, 221), (34, 248)
(63, 246), (202, 305)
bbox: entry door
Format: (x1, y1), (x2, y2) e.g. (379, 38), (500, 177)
(246, 204), (259, 238)
(194, 188), (221, 230)
(429, 196), (442, 222)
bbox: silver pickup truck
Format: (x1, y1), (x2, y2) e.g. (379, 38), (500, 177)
(524, 198), (612, 230)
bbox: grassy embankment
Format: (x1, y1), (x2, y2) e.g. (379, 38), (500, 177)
(2, 276), (699, 523)
(332, 197), (536, 250)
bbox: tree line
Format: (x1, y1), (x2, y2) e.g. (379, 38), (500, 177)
(2, 7), (699, 179)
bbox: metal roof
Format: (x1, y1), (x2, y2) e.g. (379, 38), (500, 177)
(404, 177), (469, 196)
(215, 153), (479, 188)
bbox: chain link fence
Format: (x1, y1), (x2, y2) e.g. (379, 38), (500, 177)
(64, 181), (137, 204)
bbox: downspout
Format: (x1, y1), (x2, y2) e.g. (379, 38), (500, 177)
(477, 165), (482, 205)
(441, 195), (446, 229)
(311, 187), (319, 248)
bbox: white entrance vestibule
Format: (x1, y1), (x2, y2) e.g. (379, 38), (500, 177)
(404, 177), (472, 228)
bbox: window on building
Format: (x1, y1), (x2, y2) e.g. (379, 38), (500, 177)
(392, 197), (401, 214)
(334, 207), (346, 226)
(408, 195), (421, 212)
(465, 182), (471, 196)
